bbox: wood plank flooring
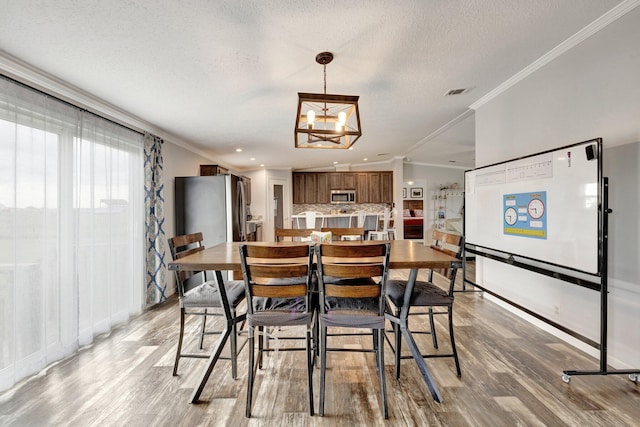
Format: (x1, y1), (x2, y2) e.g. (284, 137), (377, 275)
(1, 267), (639, 426)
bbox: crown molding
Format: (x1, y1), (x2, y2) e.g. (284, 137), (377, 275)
(0, 49), (217, 161)
(470, 0), (640, 110)
(401, 109), (475, 157)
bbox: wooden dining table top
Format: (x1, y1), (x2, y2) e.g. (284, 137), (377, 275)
(168, 239), (459, 272)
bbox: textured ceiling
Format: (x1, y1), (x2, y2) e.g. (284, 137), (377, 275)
(0, 0), (625, 171)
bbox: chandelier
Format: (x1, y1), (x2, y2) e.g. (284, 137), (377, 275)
(295, 52), (361, 149)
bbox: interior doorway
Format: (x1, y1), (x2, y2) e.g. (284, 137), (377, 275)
(268, 177), (289, 241)
(274, 184), (283, 229)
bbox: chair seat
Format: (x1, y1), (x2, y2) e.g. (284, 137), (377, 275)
(386, 280), (453, 308)
(181, 280), (246, 309)
(319, 311), (385, 328)
(248, 310), (313, 327)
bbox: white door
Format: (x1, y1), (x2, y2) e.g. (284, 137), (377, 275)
(268, 178), (289, 241)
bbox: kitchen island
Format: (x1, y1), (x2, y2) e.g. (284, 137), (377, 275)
(291, 211), (381, 230)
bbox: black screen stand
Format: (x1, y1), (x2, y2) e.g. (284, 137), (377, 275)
(561, 177), (639, 384)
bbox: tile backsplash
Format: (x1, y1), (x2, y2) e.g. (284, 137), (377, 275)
(293, 203), (389, 215)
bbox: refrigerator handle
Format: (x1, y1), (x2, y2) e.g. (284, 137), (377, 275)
(238, 179), (247, 241)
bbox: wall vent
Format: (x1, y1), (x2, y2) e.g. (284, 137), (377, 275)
(444, 88), (470, 96)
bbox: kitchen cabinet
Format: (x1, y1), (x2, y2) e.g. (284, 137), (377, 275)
(199, 164), (229, 176)
(294, 172), (326, 204)
(316, 173), (330, 203)
(367, 172), (393, 204)
(293, 173), (305, 204)
(293, 171), (392, 204)
(342, 173), (357, 189)
(328, 173), (341, 190)
(368, 173), (382, 203)
(381, 172), (393, 203)
(356, 174), (369, 203)
(328, 172), (356, 190)
(304, 174), (317, 203)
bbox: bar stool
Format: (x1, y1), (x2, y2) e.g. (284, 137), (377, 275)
(296, 211), (324, 229)
(368, 208), (395, 240)
(368, 230), (389, 240)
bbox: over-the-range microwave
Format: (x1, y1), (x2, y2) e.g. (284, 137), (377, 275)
(331, 189), (356, 204)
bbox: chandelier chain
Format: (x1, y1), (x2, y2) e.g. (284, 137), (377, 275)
(323, 63), (327, 95)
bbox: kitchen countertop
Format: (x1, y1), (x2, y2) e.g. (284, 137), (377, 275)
(291, 212), (382, 218)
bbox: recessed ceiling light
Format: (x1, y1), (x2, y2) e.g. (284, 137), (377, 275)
(236, 148), (242, 152)
(260, 164), (264, 167)
(333, 161), (338, 164)
(250, 157), (255, 161)
(363, 158), (368, 161)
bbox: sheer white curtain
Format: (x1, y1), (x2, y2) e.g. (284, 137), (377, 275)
(0, 77), (144, 391)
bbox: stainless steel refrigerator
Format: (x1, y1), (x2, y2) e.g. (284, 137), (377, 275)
(174, 175), (249, 249)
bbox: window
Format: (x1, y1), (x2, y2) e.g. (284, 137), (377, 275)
(0, 77), (144, 391)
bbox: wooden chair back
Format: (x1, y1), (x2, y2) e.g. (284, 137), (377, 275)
(239, 244), (314, 309)
(168, 232), (206, 297)
(432, 229), (462, 247)
(321, 227), (366, 240)
(316, 243), (391, 308)
(274, 228), (316, 242)
(430, 230), (462, 280)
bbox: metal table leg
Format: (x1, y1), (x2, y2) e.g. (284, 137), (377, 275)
(399, 268), (443, 403)
(190, 270), (234, 403)
(190, 320), (232, 403)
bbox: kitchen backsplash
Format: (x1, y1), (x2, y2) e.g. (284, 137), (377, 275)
(293, 203), (389, 215)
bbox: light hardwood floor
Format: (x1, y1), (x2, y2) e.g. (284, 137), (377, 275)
(1, 268), (639, 426)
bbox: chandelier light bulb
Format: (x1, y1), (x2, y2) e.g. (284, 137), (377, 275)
(338, 111), (347, 125)
(306, 110), (315, 130)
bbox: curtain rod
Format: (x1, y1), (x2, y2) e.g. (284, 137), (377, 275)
(1, 73), (145, 137)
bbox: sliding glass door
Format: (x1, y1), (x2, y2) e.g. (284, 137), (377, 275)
(0, 77), (144, 392)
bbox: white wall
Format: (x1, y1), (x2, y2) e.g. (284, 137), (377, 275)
(473, 6), (640, 367)
(162, 141), (212, 297)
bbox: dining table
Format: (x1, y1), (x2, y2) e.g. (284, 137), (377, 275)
(168, 239), (461, 404)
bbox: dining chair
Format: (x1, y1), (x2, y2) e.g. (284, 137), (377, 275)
(167, 232), (247, 379)
(320, 227), (365, 241)
(239, 243), (316, 417)
(384, 232), (462, 380)
(296, 211), (325, 229)
(274, 227), (316, 242)
(316, 242), (391, 419)
(430, 230), (463, 279)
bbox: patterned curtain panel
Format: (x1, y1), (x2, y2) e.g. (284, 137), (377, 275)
(144, 133), (167, 305)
